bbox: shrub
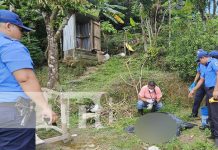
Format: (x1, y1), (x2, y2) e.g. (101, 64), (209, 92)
(22, 35), (45, 67)
(162, 16), (218, 80)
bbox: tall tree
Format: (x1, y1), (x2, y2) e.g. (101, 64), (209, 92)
(4, 0), (87, 89)
(138, 0), (168, 47)
(191, 0), (207, 22)
(35, 0), (88, 89)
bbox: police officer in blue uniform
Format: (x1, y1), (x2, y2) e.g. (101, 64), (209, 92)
(0, 10), (57, 149)
(189, 50), (218, 146)
(188, 51), (207, 118)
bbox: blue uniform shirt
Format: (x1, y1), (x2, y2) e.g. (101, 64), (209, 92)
(0, 32), (33, 102)
(197, 63), (206, 75)
(201, 58), (218, 88)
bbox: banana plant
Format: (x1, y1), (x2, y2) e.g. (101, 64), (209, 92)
(0, 0), (7, 9)
(88, 0), (127, 24)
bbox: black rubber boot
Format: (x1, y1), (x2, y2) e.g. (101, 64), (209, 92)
(151, 105), (156, 112)
(188, 113), (198, 118)
(207, 134), (215, 140)
(138, 109), (144, 116)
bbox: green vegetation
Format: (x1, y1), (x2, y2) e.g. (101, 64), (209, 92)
(163, 16), (218, 80)
(22, 36), (45, 66)
(35, 55), (215, 149)
(2, 0), (218, 149)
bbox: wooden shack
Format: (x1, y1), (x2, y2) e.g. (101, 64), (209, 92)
(63, 13), (101, 62)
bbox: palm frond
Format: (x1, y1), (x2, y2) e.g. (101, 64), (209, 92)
(107, 4), (127, 10)
(102, 12), (118, 24)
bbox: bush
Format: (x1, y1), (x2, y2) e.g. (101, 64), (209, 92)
(22, 35), (45, 67)
(162, 16), (218, 80)
(102, 30), (143, 55)
(101, 31), (124, 55)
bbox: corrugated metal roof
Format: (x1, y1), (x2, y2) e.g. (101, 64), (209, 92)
(75, 13), (99, 24)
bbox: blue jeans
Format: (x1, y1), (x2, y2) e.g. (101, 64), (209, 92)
(192, 85), (206, 115)
(137, 100), (163, 111)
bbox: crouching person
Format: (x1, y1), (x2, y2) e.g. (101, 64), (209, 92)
(137, 81), (163, 115)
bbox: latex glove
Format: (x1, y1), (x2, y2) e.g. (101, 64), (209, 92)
(147, 104), (153, 110)
(188, 82), (196, 92)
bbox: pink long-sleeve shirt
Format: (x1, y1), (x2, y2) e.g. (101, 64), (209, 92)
(138, 85), (162, 101)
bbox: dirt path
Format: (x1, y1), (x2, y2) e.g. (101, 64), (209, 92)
(68, 66), (98, 84)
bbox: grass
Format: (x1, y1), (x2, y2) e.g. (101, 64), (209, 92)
(74, 107), (216, 150)
(37, 128), (62, 140)
(36, 54), (216, 149)
(61, 56), (128, 92)
(73, 118), (143, 149)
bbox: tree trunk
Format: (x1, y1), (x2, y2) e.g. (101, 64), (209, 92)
(42, 10), (71, 89)
(199, 8), (207, 23)
(198, 0), (207, 23)
(146, 18), (152, 46)
(46, 24), (59, 89)
(140, 16), (147, 52)
(139, 3), (147, 52)
(42, 12), (59, 89)
(168, 0), (172, 48)
(213, 0), (217, 16)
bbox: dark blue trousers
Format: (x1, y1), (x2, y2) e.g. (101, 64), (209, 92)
(192, 85), (206, 116)
(0, 128), (35, 150)
(206, 88), (218, 138)
(0, 105), (36, 150)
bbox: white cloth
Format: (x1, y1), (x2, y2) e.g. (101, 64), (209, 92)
(147, 104), (153, 110)
(147, 99), (154, 104)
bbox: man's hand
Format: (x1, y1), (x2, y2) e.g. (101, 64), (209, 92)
(14, 69), (58, 123)
(188, 90), (195, 98)
(146, 99), (154, 104)
(153, 99), (158, 105)
(154, 99), (159, 103)
(42, 107), (58, 124)
(213, 90), (218, 100)
(140, 97), (149, 103)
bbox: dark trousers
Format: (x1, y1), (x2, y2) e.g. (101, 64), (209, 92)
(192, 85), (206, 115)
(0, 128), (35, 150)
(206, 88), (218, 137)
(0, 105), (36, 150)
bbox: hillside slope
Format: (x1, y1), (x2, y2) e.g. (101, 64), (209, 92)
(36, 55), (215, 149)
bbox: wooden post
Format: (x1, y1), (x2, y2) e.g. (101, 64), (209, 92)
(124, 30), (127, 55)
(60, 97), (67, 134)
(90, 20), (93, 51)
(79, 105), (86, 128)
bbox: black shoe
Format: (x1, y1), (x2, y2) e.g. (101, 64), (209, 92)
(188, 113), (198, 118)
(207, 135), (215, 139)
(199, 125), (207, 130)
(138, 109), (144, 116)
(199, 125), (210, 130)
(151, 107), (156, 112)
